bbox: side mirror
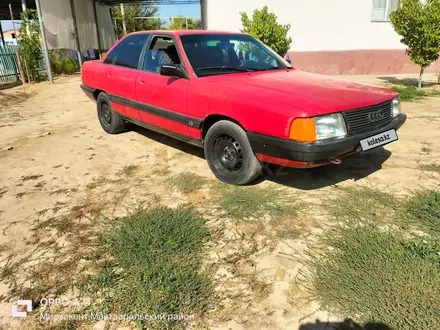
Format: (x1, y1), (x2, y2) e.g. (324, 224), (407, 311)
(286, 58), (291, 64)
(159, 65), (186, 79)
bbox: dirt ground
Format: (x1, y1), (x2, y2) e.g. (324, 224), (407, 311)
(0, 74), (439, 330)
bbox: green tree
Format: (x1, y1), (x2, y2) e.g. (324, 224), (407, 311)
(112, 3), (161, 39)
(168, 16), (201, 30)
(390, 0), (440, 88)
(240, 6), (292, 57)
(19, 9), (42, 82)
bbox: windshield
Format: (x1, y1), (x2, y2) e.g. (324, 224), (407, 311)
(180, 33), (292, 77)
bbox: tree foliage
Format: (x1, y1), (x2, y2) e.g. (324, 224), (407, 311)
(168, 16), (201, 30)
(19, 9), (42, 82)
(112, 3), (161, 39)
(390, 0), (440, 87)
(240, 6), (292, 57)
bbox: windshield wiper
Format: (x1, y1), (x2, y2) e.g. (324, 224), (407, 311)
(256, 66), (293, 71)
(197, 66), (255, 72)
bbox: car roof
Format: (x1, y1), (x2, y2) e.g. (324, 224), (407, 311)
(125, 30), (243, 37)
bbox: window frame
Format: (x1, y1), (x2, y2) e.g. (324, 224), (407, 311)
(371, 0), (400, 22)
(139, 33), (189, 78)
(102, 33), (151, 71)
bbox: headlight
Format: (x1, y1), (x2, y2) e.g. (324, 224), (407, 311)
(314, 113), (347, 140)
(392, 98), (400, 118)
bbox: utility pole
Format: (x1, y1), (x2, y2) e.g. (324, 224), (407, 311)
(35, 0), (54, 84)
(9, 4), (17, 35)
(0, 21), (5, 46)
(22, 0), (31, 36)
(120, 3), (127, 35)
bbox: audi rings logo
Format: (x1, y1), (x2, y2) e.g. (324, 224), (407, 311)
(368, 110), (384, 123)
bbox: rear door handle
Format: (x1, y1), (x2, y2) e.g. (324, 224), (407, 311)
(139, 80), (145, 84)
(107, 73), (112, 77)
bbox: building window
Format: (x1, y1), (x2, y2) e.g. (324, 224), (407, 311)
(371, 0), (400, 21)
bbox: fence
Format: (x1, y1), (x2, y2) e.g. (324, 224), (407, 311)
(0, 45), (20, 83)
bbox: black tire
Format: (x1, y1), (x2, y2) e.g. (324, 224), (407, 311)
(96, 92), (126, 134)
(204, 120), (262, 185)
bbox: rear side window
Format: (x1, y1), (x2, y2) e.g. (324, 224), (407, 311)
(103, 34), (148, 69)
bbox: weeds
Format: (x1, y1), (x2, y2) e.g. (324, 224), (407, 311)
(216, 184), (297, 219)
(312, 187), (440, 330)
(403, 190), (440, 238)
(168, 172), (207, 193)
(392, 85), (440, 101)
(81, 206), (212, 329)
(329, 186), (398, 225)
(118, 164), (139, 177)
(419, 163), (440, 173)
(313, 226), (440, 330)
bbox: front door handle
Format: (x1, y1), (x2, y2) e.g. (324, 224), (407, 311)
(107, 73), (112, 77)
(139, 80), (145, 84)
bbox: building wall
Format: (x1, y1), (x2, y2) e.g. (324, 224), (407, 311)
(205, 0), (440, 74)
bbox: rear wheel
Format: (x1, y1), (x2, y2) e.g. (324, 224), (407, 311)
(204, 120), (262, 185)
(97, 93), (126, 134)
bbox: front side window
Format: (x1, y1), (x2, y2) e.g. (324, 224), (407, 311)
(180, 34), (291, 77)
(103, 34), (148, 69)
(371, 0), (400, 21)
(143, 36), (182, 73)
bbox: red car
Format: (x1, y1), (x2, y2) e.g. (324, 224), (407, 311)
(81, 30), (406, 185)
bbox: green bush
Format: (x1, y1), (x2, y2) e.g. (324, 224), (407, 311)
(240, 6), (292, 57)
(60, 57), (77, 74)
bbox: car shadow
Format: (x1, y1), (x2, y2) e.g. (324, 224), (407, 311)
(377, 76), (437, 87)
(128, 124), (391, 190)
(129, 124), (205, 159)
(253, 147), (391, 190)
(299, 318), (391, 330)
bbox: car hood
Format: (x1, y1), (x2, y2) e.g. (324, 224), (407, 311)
(210, 69), (398, 116)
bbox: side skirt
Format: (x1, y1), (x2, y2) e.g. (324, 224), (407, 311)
(120, 115), (204, 148)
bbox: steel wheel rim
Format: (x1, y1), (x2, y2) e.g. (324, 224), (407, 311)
(100, 102), (112, 127)
(212, 134), (243, 173)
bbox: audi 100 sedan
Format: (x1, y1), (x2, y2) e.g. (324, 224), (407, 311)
(81, 30), (406, 185)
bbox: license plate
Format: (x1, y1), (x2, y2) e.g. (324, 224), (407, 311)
(359, 129), (398, 151)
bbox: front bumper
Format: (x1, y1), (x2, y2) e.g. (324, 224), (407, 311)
(248, 113), (407, 167)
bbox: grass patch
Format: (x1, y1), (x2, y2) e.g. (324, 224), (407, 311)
(403, 190), (440, 238)
(81, 206), (212, 329)
(329, 186), (398, 225)
(168, 172), (207, 193)
(216, 184), (296, 219)
(313, 226), (440, 330)
(312, 187), (440, 329)
(419, 163), (440, 173)
(392, 86), (440, 101)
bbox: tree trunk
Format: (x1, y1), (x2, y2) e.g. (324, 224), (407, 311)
(418, 66), (424, 88)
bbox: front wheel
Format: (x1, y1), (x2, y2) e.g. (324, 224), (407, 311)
(204, 120), (262, 185)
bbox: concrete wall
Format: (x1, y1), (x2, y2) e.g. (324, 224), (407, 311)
(205, 0), (440, 74)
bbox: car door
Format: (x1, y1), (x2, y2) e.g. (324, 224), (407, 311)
(135, 35), (191, 138)
(102, 34), (149, 121)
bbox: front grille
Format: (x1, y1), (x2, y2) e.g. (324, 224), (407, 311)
(343, 100), (393, 134)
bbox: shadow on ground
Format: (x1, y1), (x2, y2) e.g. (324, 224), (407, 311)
(378, 76), (438, 87)
(130, 124), (205, 159)
(259, 148), (391, 190)
(299, 318), (391, 330)
(129, 124), (391, 190)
